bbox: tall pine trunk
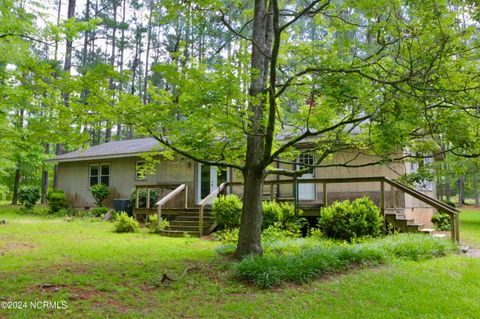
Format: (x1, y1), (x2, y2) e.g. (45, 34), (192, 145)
(41, 144), (50, 204)
(11, 168), (21, 205)
(475, 175), (479, 208)
(54, 0), (76, 188)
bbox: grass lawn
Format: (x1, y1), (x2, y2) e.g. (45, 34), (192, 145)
(1, 205), (480, 318)
(459, 207), (480, 247)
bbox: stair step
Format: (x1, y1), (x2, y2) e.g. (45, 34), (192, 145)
(174, 216), (213, 221)
(420, 228), (436, 234)
(168, 225), (210, 231)
(169, 220), (213, 227)
(159, 230), (199, 237)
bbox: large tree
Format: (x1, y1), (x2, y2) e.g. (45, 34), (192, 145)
(108, 0), (480, 258)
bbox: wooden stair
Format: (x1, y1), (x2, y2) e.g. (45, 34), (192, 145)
(159, 208), (215, 237)
(384, 208), (425, 233)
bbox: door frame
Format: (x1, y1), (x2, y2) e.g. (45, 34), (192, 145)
(195, 163), (230, 204)
(296, 152), (316, 200)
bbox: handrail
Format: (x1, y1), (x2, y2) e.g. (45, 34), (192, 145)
(156, 184), (187, 231)
(198, 182), (227, 236)
(227, 176), (461, 242)
(384, 178), (459, 215)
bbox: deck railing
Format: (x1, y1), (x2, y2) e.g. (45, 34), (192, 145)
(227, 176), (460, 242)
(155, 184), (187, 230)
(197, 182), (227, 236)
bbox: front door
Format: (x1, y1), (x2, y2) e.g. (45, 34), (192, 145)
(297, 153), (316, 200)
(196, 164), (228, 203)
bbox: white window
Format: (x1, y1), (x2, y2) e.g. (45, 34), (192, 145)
(136, 161), (146, 180)
(89, 164), (110, 187)
(297, 152), (315, 174)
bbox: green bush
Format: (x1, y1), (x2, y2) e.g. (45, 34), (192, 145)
(262, 225), (301, 242)
(147, 214), (170, 233)
(213, 228), (240, 243)
(211, 195), (242, 229)
(262, 201), (283, 229)
(442, 200), (456, 208)
(114, 212), (139, 233)
(261, 201), (306, 236)
(91, 206), (109, 217)
(234, 234), (457, 288)
(318, 197), (383, 242)
(431, 212), (451, 231)
(18, 185), (40, 209)
(90, 184), (110, 207)
(46, 189), (68, 213)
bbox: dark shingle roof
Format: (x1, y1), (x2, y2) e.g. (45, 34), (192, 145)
(50, 138), (160, 162)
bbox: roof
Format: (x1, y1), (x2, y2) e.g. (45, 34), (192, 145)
(50, 138), (160, 162)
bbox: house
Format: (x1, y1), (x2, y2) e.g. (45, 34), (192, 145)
(50, 137), (445, 235)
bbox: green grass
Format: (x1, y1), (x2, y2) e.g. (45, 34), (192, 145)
(234, 234), (457, 288)
(460, 207), (480, 246)
(1, 205), (480, 318)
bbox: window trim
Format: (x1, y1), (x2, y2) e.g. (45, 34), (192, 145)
(89, 163), (110, 188)
(135, 160), (147, 181)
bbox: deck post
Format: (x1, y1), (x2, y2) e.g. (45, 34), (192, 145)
(157, 205), (162, 232)
(270, 183), (274, 201)
(322, 182), (327, 208)
(146, 188), (150, 209)
(455, 213), (460, 243)
(199, 206), (204, 237)
(380, 181), (385, 212)
(184, 185), (188, 209)
(450, 213), (456, 243)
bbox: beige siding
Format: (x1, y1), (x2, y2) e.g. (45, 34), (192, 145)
(58, 156), (195, 208)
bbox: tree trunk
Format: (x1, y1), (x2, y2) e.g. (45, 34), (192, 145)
(54, 0), (62, 61)
(41, 144), (50, 204)
(54, 0), (75, 187)
(474, 174), (479, 208)
(234, 0), (270, 259)
(445, 176), (451, 202)
(11, 168), (21, 205)
(235, 167), (265, 257)
(116, 0), (126, 139)
(143, 3), (153, 104)
(458, 176), (464, 207)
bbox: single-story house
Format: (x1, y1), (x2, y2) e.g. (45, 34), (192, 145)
(50, 137), (438, 230)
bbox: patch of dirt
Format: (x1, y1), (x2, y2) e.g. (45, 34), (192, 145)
(0, 242), (36, 254)
(465, 249), (480, 258)
(66, 286), (106, 300)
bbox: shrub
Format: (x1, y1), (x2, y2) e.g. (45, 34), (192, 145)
(262, 225), (301, 242)
(46, 189), (68, 213)
(91, 206), (109, 217)
(233, 234), (457, 288)
(18, 185), (40, 209)
(318, 197), (383, 242)
(261, 201), (283, 229)
(261, 201), (307, 236)
(147, 214), (170, 233)
(114, 212), (139, 233)
(442, 200), (456, 208)
(213, 228), (239, 243)
(211, 195), (242, 229)
(431, 212), (451, 231)
(90, 184), (110, 206)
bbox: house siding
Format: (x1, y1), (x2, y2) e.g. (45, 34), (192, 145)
(58, 156), (195, 208)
